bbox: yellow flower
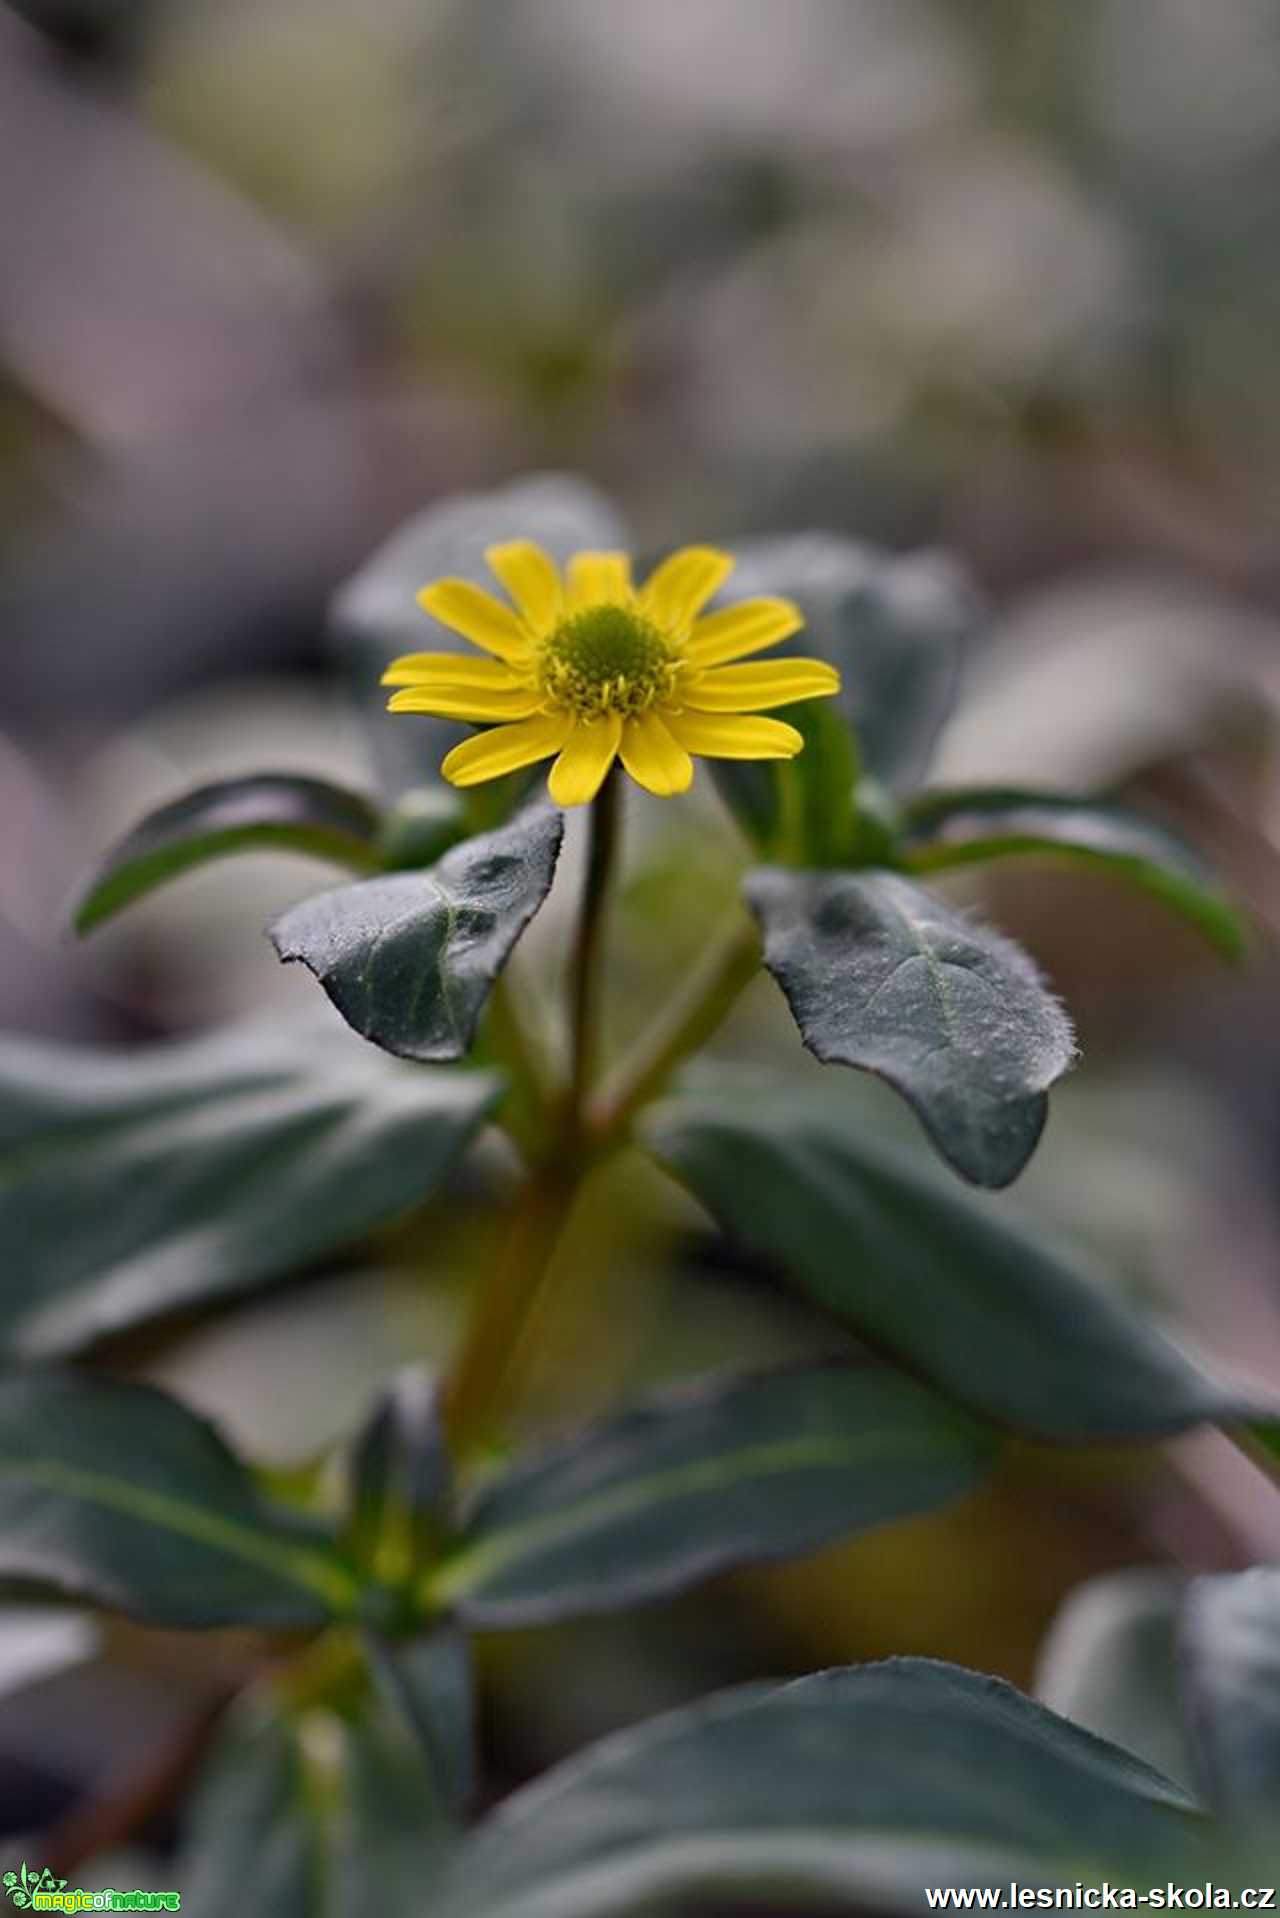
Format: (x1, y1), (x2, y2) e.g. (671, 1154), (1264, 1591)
(381, 542), (841, 807)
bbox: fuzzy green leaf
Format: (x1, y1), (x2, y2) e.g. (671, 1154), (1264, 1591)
(746, 866), (1074, 1187)
(430, 1659), (1203, 1918)
(645, 1071), (1280, 1441)
(429, 1363), (994, 1628)
(0, 1018), (498, 1357)
(269, 804), (562, 1065)
(902, 787), (1245, 958)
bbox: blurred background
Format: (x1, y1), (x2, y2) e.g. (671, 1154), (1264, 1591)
(5, 0), (1280, 1874)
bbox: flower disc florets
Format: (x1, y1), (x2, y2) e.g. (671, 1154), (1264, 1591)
(539, 605), (678, 720)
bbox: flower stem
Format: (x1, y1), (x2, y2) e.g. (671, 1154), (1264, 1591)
(444, 777), (623, 1454)
(441, 1159), (583, 1455)
(568, 768), (621, 1114)
(587, 913), (761, 1143)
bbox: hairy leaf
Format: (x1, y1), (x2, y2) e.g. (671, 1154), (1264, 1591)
(902, 787), (1245, 958)
(270, 804), (562, 1064)
(645, 1071), (1279, 1440)
(430, 1659), (1203, 1918)
(0, 1017), (498, 1357)
(429, 1363), (993, 1628)
(746, 865), (1074, 1187)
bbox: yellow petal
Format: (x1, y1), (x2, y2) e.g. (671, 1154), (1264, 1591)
(566, 551), (633, 608)
(548, 713), (623, 807)
(683, 658), (840, 713)
(417, 580), (533, 663)
(388, 685), (545, 721)
(381, 652), (526, 690)
(619, 711), (693, 797)
(441, 714), (573, 788)
(642, 546), (734, 630)
(664, 712), (803, 760)
(686, 596), (804, 668)
(486, 541), (562, 631)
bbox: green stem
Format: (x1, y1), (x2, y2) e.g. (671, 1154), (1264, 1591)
(442, 1160), (584, 1456)
(444, 777), (622, 1454)
(568, 769), (621, 1115)
(588, 914), (761, 1144)
(484, 971), (553, 1156)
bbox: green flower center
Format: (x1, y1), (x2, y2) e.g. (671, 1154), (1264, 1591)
(539, 604), (677, 720)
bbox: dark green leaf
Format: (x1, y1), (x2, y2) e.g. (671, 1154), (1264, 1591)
(365, 1628), (477, 1816)
(746, 866), (1075, 1187)
(1036, 1570), (1193, 1792)
(331, 475), (625, 801)
(711, 536), (975, 846)
(181, 1660), (458, 1918)
(0, 1017), (499, 1357)
(180, 1700), (318, 1918)
(644, 1071), (1280, 1440)
(346, 1369), (452, 1590)
(0, 1373), (355, 1626)
(1181, 1568), (1280, 1818)
(431, 1658), (1203, 1918)
(902, 787), (1245, 959)
(270, 804), (562, 1065)
(72, 775), (384, 935)
(429, 1363), (994, 1628)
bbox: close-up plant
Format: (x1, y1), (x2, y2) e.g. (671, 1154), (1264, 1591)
(5, 3), (1280, 1914)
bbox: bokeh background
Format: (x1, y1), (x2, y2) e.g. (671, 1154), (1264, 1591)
(5, 0), (1280, 1871)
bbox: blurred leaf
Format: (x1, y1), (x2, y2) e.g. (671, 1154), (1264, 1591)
(270, 804), (562, 1066)
(72, 775), (384, 935)
(430, 1659), (1203, 1918)
(179, 1700), (319, 1918)
(645, 1070), (1280, 1440)
(1035, 1570), (1193, 1792)
(1181, 1568), (1280, 1819)
(711, 536), (975, 844)
(773, 698), (861, 865)
(377, 788), (469, 871)
(0, 1372), (355, 1626)
(181, 1662), (458, 1918)
(706, 699), (859, 867)
(0, 1018), (499, 1357)
(331, 475), (625, 801)
(365, 1628), (476, 1816)
(346, 1369), (452, 1592)
(902, 788), (1245, 959)
(745, 866), (1074, 1187)
(429, 1363), (994, 1628)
